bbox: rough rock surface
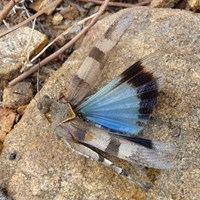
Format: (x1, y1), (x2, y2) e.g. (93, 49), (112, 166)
(0, 27), (48, 89)
(0, 108), (16, 142)
(3, 82), (34, 109)
(0, 7), (200, 200)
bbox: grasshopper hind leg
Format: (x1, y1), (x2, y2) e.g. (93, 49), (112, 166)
(66, 141), (151, 190)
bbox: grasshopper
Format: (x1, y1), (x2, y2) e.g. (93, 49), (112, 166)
(37, 13), (176, 190)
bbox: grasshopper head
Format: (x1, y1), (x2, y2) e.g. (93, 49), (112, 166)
(37, 95), (76, 124)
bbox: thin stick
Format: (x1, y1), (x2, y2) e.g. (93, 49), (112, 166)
(30, 13), (97, 64)
(0, 0), (21, 24)
(78, 0), (151, 8)
(0, 0), (63, 38)
(8, 0), (110, 87)
(36, 63), (40, 93)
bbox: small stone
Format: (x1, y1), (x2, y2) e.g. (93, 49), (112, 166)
(188, 0), (200, 11)
(0, 107), (16, 142)
(29, 0), (57, 15)
(0, 27), (48, 88)
(17, 105), (28, 116)
(9, 152), (17, 160)
(83, 2), (95, 9)
(62, 5), (80, 20)
(3, 82), (34, 109)
(52, 12), (63, 25)
(151, 0), (180, 8)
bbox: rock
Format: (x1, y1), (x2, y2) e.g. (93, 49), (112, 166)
(0, 187), (12, 200)
(3, 82), (34, 109)
(188, 0), (200, 11)
(52, 12), (63, 25)
(151, 0), (181, 8)
(0, 108), (16, 142)
(16, 105), (28, 116)
(29, 0), (58, 15)
(62, 4), (80, 20)
(0, 7), (200, 200)
(0, 27), (48, 89)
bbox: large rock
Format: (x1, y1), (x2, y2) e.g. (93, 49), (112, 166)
(0, 7), (199, 200)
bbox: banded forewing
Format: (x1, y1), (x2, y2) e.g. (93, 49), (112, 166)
(67, 121), (176, 170)
(67, 13), (133, 106)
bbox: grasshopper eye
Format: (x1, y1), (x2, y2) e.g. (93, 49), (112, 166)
(37, 101), (48, 113)
(37, 95), (52, 114)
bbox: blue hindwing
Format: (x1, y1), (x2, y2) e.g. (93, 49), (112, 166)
(76, 59), (158, 135)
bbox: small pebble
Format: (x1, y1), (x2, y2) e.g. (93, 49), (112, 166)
(52, 12), (63, 25)
(3, 82), (34, 109)
(9, 152), (17, 160)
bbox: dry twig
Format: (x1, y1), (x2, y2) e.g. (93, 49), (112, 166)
(78, 0), (152, 8)
(30, 12), (101, 64)
(8, 0), (110, 87)
(0, 0), (22, 24)
(0, 0), (63, 38)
